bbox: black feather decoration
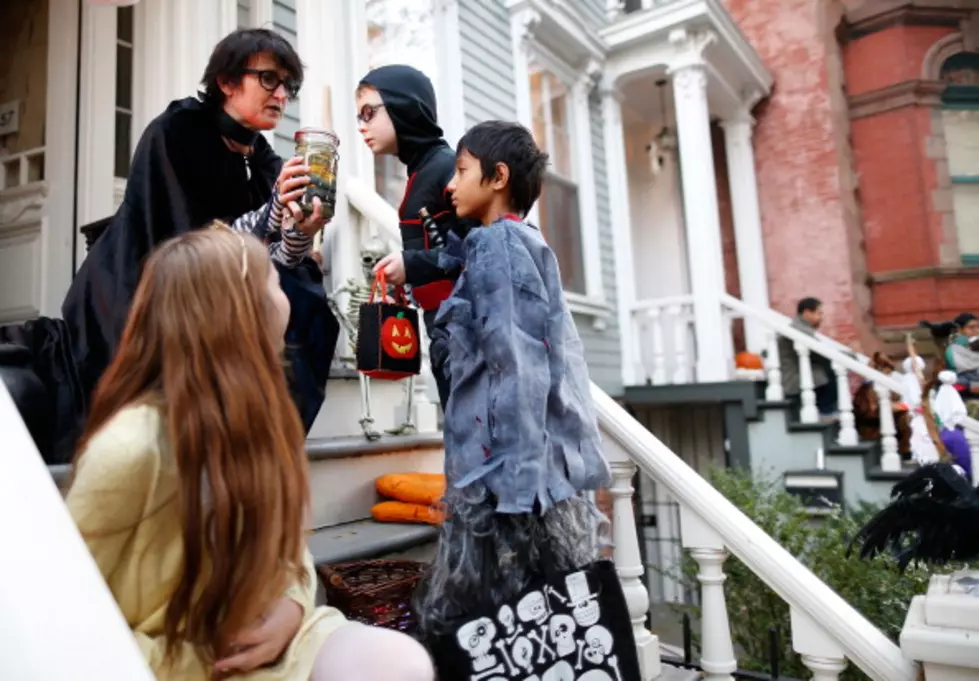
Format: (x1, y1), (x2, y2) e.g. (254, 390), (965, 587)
(849, 463), (979, 570)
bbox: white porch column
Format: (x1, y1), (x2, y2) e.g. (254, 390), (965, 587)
(433, 0), (466, 147)
(132, 0), (234, 138)
(76, 3), (117, 267)
(601, 82), (639, 386)
(721, 105), (770, 353)
(668, 29), (728, 383)
(43, 0), (81, 312)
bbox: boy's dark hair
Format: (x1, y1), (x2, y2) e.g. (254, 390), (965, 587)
(797, 297), (822, 315)
(200, 29), (304, 106)
(456, 121), (549, 217)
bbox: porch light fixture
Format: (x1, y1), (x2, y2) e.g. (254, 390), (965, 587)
(645, 78), (676, 175)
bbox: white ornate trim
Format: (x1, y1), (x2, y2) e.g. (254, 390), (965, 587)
(508, 0), (609, 315)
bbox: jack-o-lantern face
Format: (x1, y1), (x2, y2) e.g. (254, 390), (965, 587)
(381, 312), (418, 359)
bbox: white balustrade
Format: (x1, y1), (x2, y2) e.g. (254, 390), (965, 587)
(594, 384), (918, 681)
(0, 147), (45, 192)
(795, 343), (819, 424)
(647, 308), (667, 385)
(606, 441), (662, 680)
(680, 506), (737, 681)
(832, 363), (859, 446)
(764, 332), (784, 400)
(873, 382), (902, 472)
(791, 608), (848, 681)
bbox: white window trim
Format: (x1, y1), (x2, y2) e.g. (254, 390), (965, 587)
(508, 1), (610, 329)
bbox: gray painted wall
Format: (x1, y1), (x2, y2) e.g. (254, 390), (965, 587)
(457, 0), (623, 395)
(272, 0), (301, 158)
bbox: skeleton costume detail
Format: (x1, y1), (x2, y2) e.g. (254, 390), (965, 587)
(415, 216), (611, 637)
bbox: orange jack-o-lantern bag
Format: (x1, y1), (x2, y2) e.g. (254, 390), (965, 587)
(356, 270), (422, 381)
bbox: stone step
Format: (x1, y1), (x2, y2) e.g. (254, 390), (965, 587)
(309, 518), (438, 566)
(306, 433), (443, 529)
(49, 431), (445, 531)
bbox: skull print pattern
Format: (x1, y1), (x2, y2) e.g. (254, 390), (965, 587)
(455, 571), (622, 681)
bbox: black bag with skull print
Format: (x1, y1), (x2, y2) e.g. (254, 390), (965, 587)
(425, 559), (641, 681)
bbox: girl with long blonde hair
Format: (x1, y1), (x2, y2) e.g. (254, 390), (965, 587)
(67, 226), (433, 681)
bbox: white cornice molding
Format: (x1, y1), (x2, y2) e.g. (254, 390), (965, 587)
(506, 0), (607, 66)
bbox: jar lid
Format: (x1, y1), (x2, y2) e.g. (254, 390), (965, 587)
(295, 127), (340, 146)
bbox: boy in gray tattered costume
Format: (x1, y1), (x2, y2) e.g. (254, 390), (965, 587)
(414, 120), (611, 636)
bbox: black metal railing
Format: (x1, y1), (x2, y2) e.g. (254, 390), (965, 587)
(660, 613), (803, 681)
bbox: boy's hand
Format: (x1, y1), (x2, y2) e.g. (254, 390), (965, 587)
(375, 251), (406, 286)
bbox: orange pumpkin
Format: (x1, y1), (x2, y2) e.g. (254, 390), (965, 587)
(371, 500), (445, 525)
(735, 351), (764, 370)
(376, 472), (446, 506)
(381, 312), (418, 359)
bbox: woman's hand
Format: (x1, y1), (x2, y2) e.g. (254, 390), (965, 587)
(285, 197), (328, 238)
(276, 156), (311, 206)
(212, 598), (303, 677)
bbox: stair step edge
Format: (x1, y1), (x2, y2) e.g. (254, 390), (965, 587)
(309, 519), (438, 565)
(306, 432), (443, 461)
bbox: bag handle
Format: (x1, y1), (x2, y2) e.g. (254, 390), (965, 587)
(368, 270), (410, 306)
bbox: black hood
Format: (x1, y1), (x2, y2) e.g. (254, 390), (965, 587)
(359, 65), (446, 171)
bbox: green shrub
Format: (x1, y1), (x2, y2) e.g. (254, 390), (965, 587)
(668, 467), (961, 680)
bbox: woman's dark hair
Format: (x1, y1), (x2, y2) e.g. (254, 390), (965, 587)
(199, 28), (304, 106)
(457, 120), (549, 217)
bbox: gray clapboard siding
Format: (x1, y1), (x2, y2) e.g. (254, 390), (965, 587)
(458, 0), (516, 127)
(237, 0), (250, 29)
(571, 0), (608, 32)
(576, 92), (621, 395)
(456, 0), (623, 395)
(272, 0), (301, 158)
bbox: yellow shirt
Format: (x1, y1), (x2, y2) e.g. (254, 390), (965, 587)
(66, 403), (348, 680)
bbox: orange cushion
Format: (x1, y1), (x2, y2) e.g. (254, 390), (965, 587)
(376, 473), (446, 506)
(371, 500), (445, 525)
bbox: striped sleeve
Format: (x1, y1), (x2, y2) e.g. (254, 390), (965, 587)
(230, 196), (313, 268)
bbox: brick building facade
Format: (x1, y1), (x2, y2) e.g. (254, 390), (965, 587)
(719, 0), (979, 352)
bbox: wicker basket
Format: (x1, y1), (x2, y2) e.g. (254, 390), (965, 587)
(317, 559), (426, 635)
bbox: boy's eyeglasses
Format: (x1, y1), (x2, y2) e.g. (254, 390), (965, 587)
(357, 103), (385, 124)
(243, 69), (300, 100)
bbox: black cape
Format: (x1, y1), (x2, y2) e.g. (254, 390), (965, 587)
(1, 98), (338, 462)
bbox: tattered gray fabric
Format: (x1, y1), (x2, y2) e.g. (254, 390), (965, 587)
(434, 217), (610, 514)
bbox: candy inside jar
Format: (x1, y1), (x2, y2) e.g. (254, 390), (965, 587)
(294, 128), (340, 220)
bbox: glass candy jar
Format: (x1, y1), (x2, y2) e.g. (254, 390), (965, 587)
(294, 128), (340, 220)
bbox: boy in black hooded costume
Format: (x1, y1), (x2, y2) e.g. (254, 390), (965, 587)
(356, 65), (469, 408)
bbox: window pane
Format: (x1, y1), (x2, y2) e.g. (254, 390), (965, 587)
(953, 183), (979, 255)
(539, 173), (585, 293)
(114, 111), (132, 179)
(366, 0), (437, 81)
(117, 6), (134, 43)
(115, 44), (132, 110)
(549, 90), (572, 177)
(944, 109), (979, 176)
(530, 71), (547, 149)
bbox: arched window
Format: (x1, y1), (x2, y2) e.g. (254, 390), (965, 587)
(941, 52), (979, 265)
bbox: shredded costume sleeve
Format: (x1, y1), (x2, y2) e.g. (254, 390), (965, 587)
(230, 195), (313, 268)
(464, 229), (551, 512)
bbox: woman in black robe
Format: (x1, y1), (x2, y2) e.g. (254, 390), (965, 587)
(1, 29), (339, 462)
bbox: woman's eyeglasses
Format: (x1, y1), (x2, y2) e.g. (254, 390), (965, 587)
(244, 69), (300, 100)
(357, 103), (385, 124)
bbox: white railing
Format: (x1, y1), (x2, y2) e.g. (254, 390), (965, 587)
(630, 292), (979, 475)
(595, 382), (918, 681)
(0, 383), (155, 680)
(0, 147), (45, 192)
